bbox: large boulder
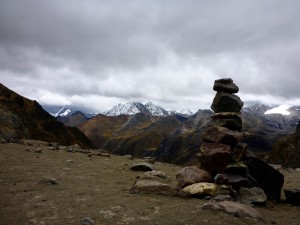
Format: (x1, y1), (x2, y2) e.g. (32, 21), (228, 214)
(183, 182), (232, 197)
(197, 143), (231, 175)
(213, 78), (239, 94)
(211, 112), (242, 131)
(202, 126), (243, 147)
(202, 201), (262, 219)
(244, 155), (284, 201)
(211, 92), (244, 113)
(176, 166), (212, 188)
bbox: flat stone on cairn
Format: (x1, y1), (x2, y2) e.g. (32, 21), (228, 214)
(213, 78), (239, 93)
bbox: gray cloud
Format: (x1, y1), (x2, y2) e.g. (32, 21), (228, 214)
(1, 0), (300, 112)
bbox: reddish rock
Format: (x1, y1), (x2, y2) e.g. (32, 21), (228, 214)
(202, 126), (243, 147)
(176, 166), (212, 188)
(211, 92), (244, 113)
(197, 143), (231, 175)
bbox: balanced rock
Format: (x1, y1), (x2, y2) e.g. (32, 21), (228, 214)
(284, 189), (300, 206)
(183, 182), (232, 197)
(176, 166), (212, 188)
(197, 143), (231, 175)
(202, 126), (243, 147)
(202, 201), (262, 219)
(211, 112), (242, 131)
(214, 173), (250, 189)
(213, 78), (239, 93)
(211, 92), (244, 113)
(245, 155), (284, 201)
(237, 187), (267, 205)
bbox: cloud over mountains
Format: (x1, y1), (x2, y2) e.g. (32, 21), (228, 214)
(1, 0), (300, 111)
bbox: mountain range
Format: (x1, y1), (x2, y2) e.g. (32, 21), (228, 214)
(1, 82), (299, 166)
(46, 101), (300, 165)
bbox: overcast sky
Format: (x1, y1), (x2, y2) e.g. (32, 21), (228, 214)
(1, 0), (300, 112)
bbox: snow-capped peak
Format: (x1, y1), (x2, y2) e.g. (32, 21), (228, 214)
(264, 105), (291, 116)
(103, 102), (147, 116)
(54, 107), (72, 117)
(176, 108), (194, 116)
(144, 101), (169, 116)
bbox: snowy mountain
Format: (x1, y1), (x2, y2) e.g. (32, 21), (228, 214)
(176, 108), (194, 116)
(54, 107), (72, 117)
(102, 102), (149, 116)
(144, 101), (169, 116)
(265, 105), (291, 115)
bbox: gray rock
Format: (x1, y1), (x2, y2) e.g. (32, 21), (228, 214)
(211, 92), (244, 113)
(130, 162), (155, 171)
(136, 170), (169, 182)
(202, 200), (263, 219)
(81, 217), (96, 225)
(123, 155), (133, 160)
(213, 78), (239, 93)
(205, 195), (233, 201)
(176, 166), (212, 188)
(214, 173), (250, 189)
(130, 180), (179, 196)
(237, 187), (267, 205)
(38, 178), (58, 185)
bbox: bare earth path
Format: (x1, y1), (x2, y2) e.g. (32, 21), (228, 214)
(0, 143), (300, 225)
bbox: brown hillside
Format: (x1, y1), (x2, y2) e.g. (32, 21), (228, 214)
(79, 113), (187, 157)
(0, 83), (94, 148)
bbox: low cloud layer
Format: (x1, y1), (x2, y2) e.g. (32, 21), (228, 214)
(1, 0), (300, 112)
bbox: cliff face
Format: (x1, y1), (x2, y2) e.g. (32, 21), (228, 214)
(269, 122), (300, 168)
(0, 83), (94, 148)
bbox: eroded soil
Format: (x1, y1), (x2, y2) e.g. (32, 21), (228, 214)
(0, 143), (300, 225)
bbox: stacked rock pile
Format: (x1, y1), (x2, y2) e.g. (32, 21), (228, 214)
(198, 78), (249, 188)
(176, 78), (284, 202)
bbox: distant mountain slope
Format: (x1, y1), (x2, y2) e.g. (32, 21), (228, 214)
(0, 83), (94, 148)
(268, 122), (300, 168)
(79, 113), (187, 157)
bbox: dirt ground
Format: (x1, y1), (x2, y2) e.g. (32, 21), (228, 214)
(0, 143), (300, 225)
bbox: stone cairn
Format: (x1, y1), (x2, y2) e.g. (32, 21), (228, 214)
(176, 78), (284, 202)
